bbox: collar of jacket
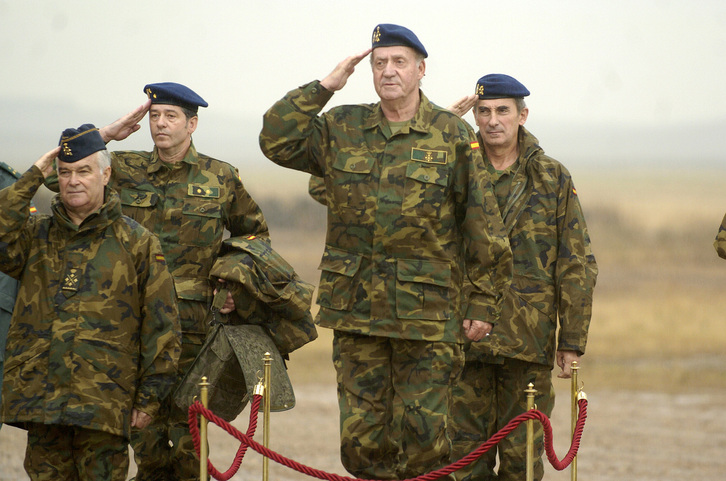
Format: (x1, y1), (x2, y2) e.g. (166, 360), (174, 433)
(478, 126), (543, 172)
(362, 90), (434, 135)
(51, 188), (123, 233)
(147, 140), (200, 174)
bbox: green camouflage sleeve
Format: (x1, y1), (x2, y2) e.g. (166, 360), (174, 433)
(456, 133), (512, 324)
(308, 175), (327, 206)
(0, 167), (44, 278)
(715, 212), (726, 259)
(259, 80), (334, 177)
(555, 175), (598, 354)
(134, 234), (182, 416)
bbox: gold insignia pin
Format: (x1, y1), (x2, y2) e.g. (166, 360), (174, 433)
(373, 26), (381, 43)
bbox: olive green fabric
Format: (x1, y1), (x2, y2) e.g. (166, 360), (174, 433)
(209, 235), (318, 355)
(24, 423), (129, 481)
(452, 127), (597, 481)
(0, 166), (181, 440)
(715, 212), (726, 259)
(260, 78), (512, 481)
(259, 81), (512, 341)
(0, 161), (21, 432)
(468, 127), (598, 366)
(333, 331), (464, 480)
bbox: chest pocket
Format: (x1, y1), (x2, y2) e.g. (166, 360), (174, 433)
(119, 189), (159, 226)
(402, 163), (449, 218)
(330, 152), (376, 212)
(180, 199), (223, 247)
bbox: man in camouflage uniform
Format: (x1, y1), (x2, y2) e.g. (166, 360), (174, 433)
(95, 82), (269, 481)
(259, 24), (512, 480)
(0, 161), (28, 433)
(448, 74), (598, 481)
(715, 213), (726, 258)
(0, 125), (181, 480)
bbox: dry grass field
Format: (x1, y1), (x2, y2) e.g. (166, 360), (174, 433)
(1, 166), (725, 480)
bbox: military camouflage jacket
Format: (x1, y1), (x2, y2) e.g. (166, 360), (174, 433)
(0, 167), (181, 439)
(0, 162), (21, 406)
(109, 142), (269, 334)
(715, 212), (726, 259)
(469, 127), (598, 367)
(260, 81), (512, 343)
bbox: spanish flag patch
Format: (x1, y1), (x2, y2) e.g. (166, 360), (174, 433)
(470, 141), (480, 150)
(247, 235), (257, 241)
(154, 253), (166, 263)
(572, 187), (577, 196)
(29, 206), (37, 214)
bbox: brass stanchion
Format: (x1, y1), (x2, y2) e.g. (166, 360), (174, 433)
(525, 382), (537, 481)
(199, 376), (210, 481)
(262, 352), (272, 481)
(570, 361), (579, 481)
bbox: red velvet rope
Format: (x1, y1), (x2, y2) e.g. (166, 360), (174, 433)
(189, 395), (588, 481)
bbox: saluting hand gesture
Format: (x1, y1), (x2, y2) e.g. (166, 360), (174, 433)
(320, 48), (372, 92)
(33, 146), (61, 179)
(100, 99), (152, 143)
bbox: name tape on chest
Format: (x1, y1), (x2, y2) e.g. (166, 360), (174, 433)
(188, 184), (220, 198)
(411, 148), (447, 164)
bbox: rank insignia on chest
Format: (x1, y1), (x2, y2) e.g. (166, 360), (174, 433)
(188, 184), (220, 198)
(62, 268), (81, 293)
(411, 148), (447, 164)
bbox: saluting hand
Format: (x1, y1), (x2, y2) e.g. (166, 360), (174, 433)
(320, 48), (373, 92)
(100, 99), (152, 143)
(447, 94), (477, 118)
(33, 146), (61, 179)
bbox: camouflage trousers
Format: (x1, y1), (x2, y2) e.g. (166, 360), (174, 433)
(333, 330), (464, 480)
(131, 333), (205, 481)
(450, 357), (554, 481)
(24, 423), (128, 481)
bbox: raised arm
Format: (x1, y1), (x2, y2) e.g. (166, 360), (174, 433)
(99, 99), (152, 143)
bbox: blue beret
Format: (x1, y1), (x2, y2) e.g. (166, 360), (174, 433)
(475, 74), (530, 99)
(371, 24), (427, 58)
(58, 124), (106, 164)
(143, 82), (208, 112)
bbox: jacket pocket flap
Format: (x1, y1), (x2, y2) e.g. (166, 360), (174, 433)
(318, 247), (362, 277)
(396, 258), (451, 286)
(119, 189), (158, 208)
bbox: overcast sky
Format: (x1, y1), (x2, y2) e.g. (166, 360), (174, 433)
(1, 0), (725, 186)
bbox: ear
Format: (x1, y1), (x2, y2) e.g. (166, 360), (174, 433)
(102, 165), (112, 186)
(519, 107), (529, 126)
(187, 116), (198, 135)
(417, 59), (426, 80)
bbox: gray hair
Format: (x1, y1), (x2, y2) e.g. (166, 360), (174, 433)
(96, 149), (111, 170)
(514, 98), (527, 113)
